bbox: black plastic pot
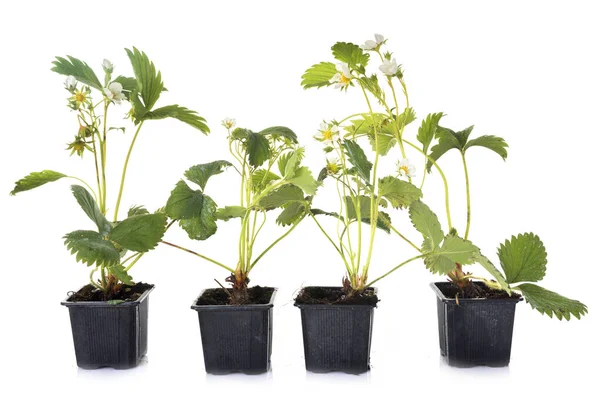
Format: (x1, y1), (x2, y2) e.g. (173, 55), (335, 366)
(61, 285), (154, 369)
(191, 288), (276, 374)
(431, 282), (522, 367)
(295, 287), (377, 374)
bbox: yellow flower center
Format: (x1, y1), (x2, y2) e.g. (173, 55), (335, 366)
(327, 162), (339, 174)
(340, 74), (351, 85)
(322, 129), (333, 140)
(75, 91), (86, 103)
(400, 165), (409, 175)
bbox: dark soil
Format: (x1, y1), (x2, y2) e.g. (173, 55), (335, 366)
(295, 286), (379, 306)
(196, 286), (274, 306)
(438, 281), (521, 300)
(67, 282), (154, 302)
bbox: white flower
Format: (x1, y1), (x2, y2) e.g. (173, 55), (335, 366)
(329, 63), (352, 89)
(102, 59), (114, 73)
(222, 117), (236, 129)
(360, 33), (385, 50)
(379, 58), (400, 76)
(326, 157), (341, 174)
(315, 123), (340, 142)
(397, 158), (416, 178)
(65, 76), (77, 90)
(103, 82), (126, 103)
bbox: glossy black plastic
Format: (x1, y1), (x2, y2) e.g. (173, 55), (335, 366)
(295, 286), (377, 374)
(431, 282), (522, 367)
(191, 288), (276, 374)
(61, 285), (154, 369)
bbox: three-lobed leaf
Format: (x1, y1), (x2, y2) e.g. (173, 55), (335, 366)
(498, 233), (547, 284)
(10, 170), (67, 195)
(125, 47), (164, 110)
(184, 161), (232, 191)
(71, 185), (112, 235)
(165, 180), (218, 240)
(515, 283), (588, 321)
(301, 62), (337, 89)
(51, 56), (103, 90)
(63, 230), (120, 267)
(109, 213), (167, 252)
(378, 177), (422, 209)
(409, 200), (444, 249)
(142, 105), (209, 133)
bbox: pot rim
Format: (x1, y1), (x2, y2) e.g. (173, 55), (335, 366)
(61, 284), (155, 308)
(191, 287), (277, 311)
(294, 285), (379, 309)
(430, 281), (522, 304)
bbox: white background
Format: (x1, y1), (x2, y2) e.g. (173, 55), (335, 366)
(1, 0), (599, 398)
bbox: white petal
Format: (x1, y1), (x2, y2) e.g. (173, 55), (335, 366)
(320, 122), (328, 131)
(375, 33), (384, 44)
(331, 125), (339, 133)
(341, 64), (352, 78)
(103, 88), (112, 98)
(330, 73), (341, 84)
(108, 82), (123, 94)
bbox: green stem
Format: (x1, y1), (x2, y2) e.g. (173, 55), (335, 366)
(249, 215), (303, 271)
(89, 134), (103, 212)
(389, 225), (422, 253)
(310, 214), (352, 277)
(101, 103), (108, 213)
(100, 266), (107, 290)
(161, 240), (233, 272)
(124, 253), (143, 272)
(113, 121), (144, 222)
(366, 253), (430, 287)
(89, 267), (103, 290)
(403, 139), (453, 231)
(461, 152), (471, 239)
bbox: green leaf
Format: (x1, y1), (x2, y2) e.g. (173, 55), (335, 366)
(215, 206), (247, 221)
(125, 47), (164, 110)
(142, 105), (210, 134)
(465, 135), (508, 160)
(10, 170), (67, 195)
(112, 76), (137, 99)
(289, 167), (318, 195)
(331, 42), (369, 69)
(246, 131), (271, 168)
(425, 235), (478, 275)
(63, 230), (120, 267)
(368, 132), (396, 156)
(378, 177), (423, 209)
(71, 185), (111, 235)
(473, 253), (510, 293)
(108, 264), (134, 286)
(360, 74), (383, 101)
(128, 205), (149, 217)
(515, 283), (588, 321)
(409, 200), (444, 249)
(396, 107), (417, 127)
(231, 127), (250, 140)
(498, 233), (547, 284)
(277, 202), (306, 226)
(51, 56), (102, 90)
(259, 126), (298, 143)
(259, 185), (304, 209)
(417, 112), (443, 154)
(342, 140), (372, 182)
(281, 148), (305, 179)
(344, 196), (390, 233)
(109, 213), (167, 252)
(130, 90), (148, 121)
(301, 62), (337, 89)
(427, 127), (461, 172)
(252, 169), (281, 192)
(184, 161), (232, 191)
(165, 180), (218, 240)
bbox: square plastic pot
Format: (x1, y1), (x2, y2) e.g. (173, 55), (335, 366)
(61, 285), (154, 369)
(191, 288), (276, 374)
(431, 282), (522, 367)
(295, 286), (377, 374)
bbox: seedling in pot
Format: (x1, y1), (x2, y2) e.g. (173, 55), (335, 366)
(10, 49), (209, 300)
(163, 119), (319, 305)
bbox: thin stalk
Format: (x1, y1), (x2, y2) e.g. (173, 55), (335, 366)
(389, 225), (422, 253)
(310, 214), (352, 277)
(101, 103), (108, 212)
(403, 139), (453, 231)
(249, 216), (303, 271)
(90, 136), (103, 212)
(100, 266), (107, 290)
(461, 152), (471, 239)
(113, 121), (144, 222)
(366, 253), (429, 287)
(161, 240), (233, 272)
(124, 253), (143, 272)
(89, 267), (103, 290)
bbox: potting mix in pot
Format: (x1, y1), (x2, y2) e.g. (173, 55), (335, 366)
(9, 35), (587, 373)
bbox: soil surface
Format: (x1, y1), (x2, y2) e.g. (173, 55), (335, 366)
(67, 282), (153, 302)
(295, 286), (379, 306)
(196, 286), (274, 306)
(437, 281), (521, 300)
